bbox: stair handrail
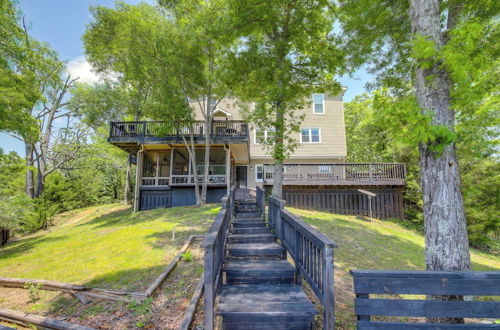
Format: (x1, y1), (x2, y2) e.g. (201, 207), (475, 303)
(268, 195), (337, 330)
(202, 185), (235, 330)
(256, 186), (266, 219)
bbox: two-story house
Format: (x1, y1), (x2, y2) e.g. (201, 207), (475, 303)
(108, 90), (406, 218)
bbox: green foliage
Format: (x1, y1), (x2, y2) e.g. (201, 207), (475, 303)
(127, 297), (153, 316)
(181, 250), (193, 262)
(345, 93), (499, 250)
(24, 282), (42, 303)
(227, 0), (344, 161)
(0, 131), (126, 238)
(0, 0), (64, 141)
(70, 81), (133, 128)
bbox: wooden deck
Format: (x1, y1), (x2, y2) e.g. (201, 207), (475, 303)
(263, 163), (406, 186)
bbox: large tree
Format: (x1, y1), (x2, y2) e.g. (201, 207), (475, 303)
(85, 1), (234, 205)
(226, 0), (344, 198)
(0, 0), (40, 139)
(84, 3), (155, 205)
(338, 0), (498, 282)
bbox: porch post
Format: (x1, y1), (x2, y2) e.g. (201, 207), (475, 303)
(226, 146), (230, 194)
(169, 148), (174, 183)
(133, 149), (144, 212)
(155, 152), (160, 186)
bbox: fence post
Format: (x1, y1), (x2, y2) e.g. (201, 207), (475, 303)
(323, 245), (335, 330)
(204, 248), (214, 330)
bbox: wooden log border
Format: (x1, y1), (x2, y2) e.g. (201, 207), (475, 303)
(0, 307), (96, 330)
(179, 272), (204, 330)
(0, 235), (204, 304)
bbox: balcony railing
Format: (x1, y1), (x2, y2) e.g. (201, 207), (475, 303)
(263, 163), (406, 185)
(109, 120), (248, 139)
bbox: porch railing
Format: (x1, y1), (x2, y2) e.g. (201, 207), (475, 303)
(268, 196), (336, 330)
(264, 163), (406, 185)
(169, 175), (227, 185)
(203, 186), (235, 330)
(141, 177), (169, 186)
(109, 120), (248, 139)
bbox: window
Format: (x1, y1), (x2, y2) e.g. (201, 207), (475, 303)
(209, 98), (218, 111)
(254, 128), (275, 144)
(318, 165), (331, 173)
(255, 164), (264, 182)
(313, 94), (325, 114)
(301, 128), (321, 143)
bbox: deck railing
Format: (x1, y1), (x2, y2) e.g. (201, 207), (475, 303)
(109, 120), (248, 139)
(202, 186), (235, 330)
(268, 196), (337, 330)
(264, 163), (406, 185)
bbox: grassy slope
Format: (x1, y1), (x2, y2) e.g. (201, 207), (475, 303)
(289, 208), (500, 329)
(0, 203), (219, 291)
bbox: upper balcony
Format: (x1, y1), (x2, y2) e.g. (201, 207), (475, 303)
(263, 163), (406, 186)
(108, 120), (249, 152)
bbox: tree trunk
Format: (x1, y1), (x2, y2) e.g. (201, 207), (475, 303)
(409, 0), (471, 322)
(25, 143), (35, 199)
(272, 106), (285, 199)
(409, 0), (471, 272)
(190, 130), (201, 205)
(124, 155), (132, 204)
(201, 96), (212, 205)
(34, 167), (44, 198)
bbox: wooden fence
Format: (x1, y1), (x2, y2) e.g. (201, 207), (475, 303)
(283, 187), (404, 219)
(202, 186), (235, 330)
(268, 196), (337, 330)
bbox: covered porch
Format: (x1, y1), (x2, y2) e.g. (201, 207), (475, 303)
(134, 145), (239, 211)
(138, 147), (232, 188)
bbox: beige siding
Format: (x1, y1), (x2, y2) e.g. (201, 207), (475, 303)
(189, 92), (347, 164)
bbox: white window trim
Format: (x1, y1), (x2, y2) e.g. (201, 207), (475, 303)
(254, 128), (275, 145)
(255, 164), (264, 182)
(300, 128), (322, 143)
(312, 93), (325, 115)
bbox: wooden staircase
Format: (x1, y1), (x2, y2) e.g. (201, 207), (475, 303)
(216, 199), (317, 329)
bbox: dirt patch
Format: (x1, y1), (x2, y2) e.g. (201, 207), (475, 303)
(0, 244), (204, 330)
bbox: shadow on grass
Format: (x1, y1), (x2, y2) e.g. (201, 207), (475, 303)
(0, 235), (68, 260)
(76, 204), (218, 231)
(295, 212), (500, 272)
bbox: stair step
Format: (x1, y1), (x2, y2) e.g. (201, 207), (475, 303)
(228, 233), (275, 244)
(234, 216), (262, 221)
(234, 213), (263, 221)
(235, 205), (260, 210)
(232, 227), (271, 235)
(235, 200), (256, 205)
(227, 243), (285, 259)
(232, 221), (266, 228)
(224, 260), (295, 284)
(234, 208), (260, 214)
(217, 284), (316, 324)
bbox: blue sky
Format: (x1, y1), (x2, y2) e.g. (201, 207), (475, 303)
(1, 0), (371, 156)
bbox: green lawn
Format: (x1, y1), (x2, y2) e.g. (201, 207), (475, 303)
(288, 208), (500, 329)
(1, 204), (498, 329)
(0, 203), (219, 291)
